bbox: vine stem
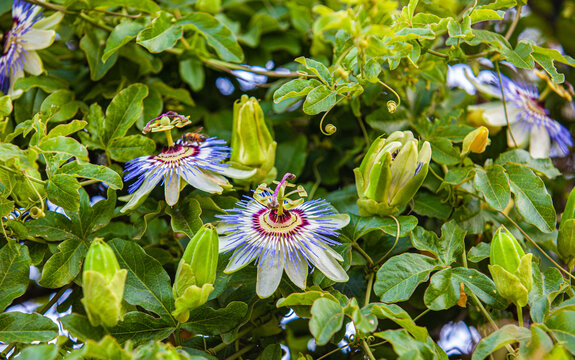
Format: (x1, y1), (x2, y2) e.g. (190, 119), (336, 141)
(499, 211), (575, 281)
(0, 164), (45, 184)
(202, 58), (300, 78)
(360, 339), (377, 360)
(364, 272), (375, 307)
(516, 303), (523, 328)
(207, 326), (254, 354)
(495, 61), (518, 147)
(504, 6), (523, 41)
(224, 344), (255, 360)
(316, 343), (350, 360)
(352, 242), (374, 266)
(1, 284), (72, 359)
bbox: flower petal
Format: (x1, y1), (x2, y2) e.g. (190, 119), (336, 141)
(305, 244), (348, 282)
(23, 51), (43, 75)
(320, 214), (350, 229)
(470, 102), (521, 127)
(529, 126), (551, 159)
(284, 254), (308, 290)
(8, 68), (24, 98)
(120, 173), (162, 213)
(164, 171), (180, 206)
(181, 169), (223, 194)
(256, 251), (284, 298)
(20, 29), (55, 50)
(215, 166), (257, 179)
(507, 120), (530, 148)
(34, 12), (64, 30)
(224, 247), (258, 273)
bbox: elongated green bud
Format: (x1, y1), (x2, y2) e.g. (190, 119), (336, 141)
(230, 95), (277, 185)
(172, 224), (219, 322)
(355, 131), (431, 216)
(461, 126), (490, 157)
(81, 239), (127, 327)
(558, 188), (575, 270)
(488, 226), (532, 307)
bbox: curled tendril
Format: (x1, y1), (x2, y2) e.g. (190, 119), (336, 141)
(319, 99), (343, 136)
(377, 80), (401, 114)
(143, 111), (192, 134)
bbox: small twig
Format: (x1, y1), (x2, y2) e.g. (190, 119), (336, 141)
(364, 272), (375, 307)
(203, 58), (300, 78)
(79, 12), (114, 32)
(504, 6), (523, 41)
(360, 339), (377, 360)
(495, 61), (518, 147)
(224, 344), (256, 360)
(317, 343), (350, 360)
(207, 326), (254, 354)
(352, 242), (374, 266)
(375, 215), (401, 264)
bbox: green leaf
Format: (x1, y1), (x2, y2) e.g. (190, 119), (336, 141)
(411, 221), (465, 265)
(295, 57), (331, 84)
(468, 242), (490, 263)
(103, 21), (145, 61)
(88, 0), (160, 13)
(39, 238), (88, 288)
(184, 302), (248, 335)
(58, 162), (122, 190)
(47, 120), (87, 138)
(17, 344), (59, 360)
(76, 336), (132, 360)
(0, 243), (31, 311)
(346, 214), (418, 241)
(429, 138), (460, 165)
(472, 325), (531, 360)
(505, 163), (556, 233)
(474, 165), (510, 211)
(0, 313), (59, 343)
(46, 174), (81, 212)
(37, 136), (88, 160)
(13, 75), (68, 93)
(309, 298), (344, 346)
(80, 30), (119, 81)
(424, 268), (507, 310)
(302, 85), (337, 115)
(178, 13), (244, 63)
(108, 239), (176, 321)
(0, 95), (12, 117)
(469, 9), (504, 23)
(496, 149), (560, 179)
(273, 79), (322, 103)
(413, 192), (452, 220)
(103, 84), (149, 144)
(165, 198), (202, 238)
(370, 303), (429, 341)
(262, 344), (282, 360)
(275, 134), (307, 178)
(108, 135), (156, 162)
(40, 90), (80, 122)
(545, 309), (575, 354)
(26, 211), (80, 242)
(530, 265), (567, 323)
(277, 291), (340, 318)
(388, 27), (436, 43)
(137, 12), (183, 53)
(374, 329), (436, 359)
(179, 58), (205, 92)
(531, 46), (575, 84)
(374, 253), (443, 302)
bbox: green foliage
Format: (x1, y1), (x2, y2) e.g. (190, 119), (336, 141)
(1, 0), (575, 359)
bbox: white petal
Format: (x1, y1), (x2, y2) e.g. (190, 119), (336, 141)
(181, 169), (223, 194)
(320, 214), (350, 229)
(305, 244), (348, 282)
(284, 254), (308, 290)
(470, 102), (520, 127)
(34, 12), (64, 30)
(256, 252), (284, 298)
(21, 29), (55, 50)
(219, 234), (244, 253)
(23, 51), (43, 75)
(164, 171), (180, 206)
(507, 121), (530, 148)
(8, 68), (24, 98)
(224, 248), (258, 273)
(216, 222), (237, 235)
(529, 126), (551, 159)
(120, 173), (162, 213)
(215, 166), (257, 179)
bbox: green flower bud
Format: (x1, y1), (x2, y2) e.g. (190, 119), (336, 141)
(354, 131), (431, 216)
(488, 226), (533, 307)
(230, 95), (277, 185)
(558, 187), (575, 270)
(81, 239), (127, 327)
(172, 224), (218, 322)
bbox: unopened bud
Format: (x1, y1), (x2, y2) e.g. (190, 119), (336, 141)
(462, 126), (490, 156)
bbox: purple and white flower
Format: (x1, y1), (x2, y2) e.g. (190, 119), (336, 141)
(449, 64), (572, 158)
(121, 135), (255, 212)
(216, 173), (350, 298)
(0, 0), (62, 97)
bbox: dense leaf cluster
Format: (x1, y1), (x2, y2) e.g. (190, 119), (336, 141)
(1, 0), (575, 359)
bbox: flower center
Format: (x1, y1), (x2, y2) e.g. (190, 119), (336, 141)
(254, 208), (308, 237)
(154, 144), (199, 164)
(521, 94), (547, 117)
